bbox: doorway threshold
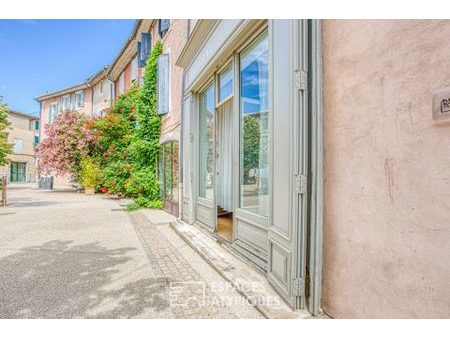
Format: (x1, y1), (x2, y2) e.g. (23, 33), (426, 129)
(171, 220), (312, 319)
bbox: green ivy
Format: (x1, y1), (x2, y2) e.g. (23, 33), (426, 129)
(93, 41), (163, 209)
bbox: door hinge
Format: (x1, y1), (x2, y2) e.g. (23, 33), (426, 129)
(294, 174), (307, 194)
(295, 70), (308, 91)
(293, 277), (305, 297)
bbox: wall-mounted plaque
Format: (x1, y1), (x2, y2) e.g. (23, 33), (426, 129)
(432, 87), (450, 122)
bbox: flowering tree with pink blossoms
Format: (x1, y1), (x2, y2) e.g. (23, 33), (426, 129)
(37, 110), (97, 182)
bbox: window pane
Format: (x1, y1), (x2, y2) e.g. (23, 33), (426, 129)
(172, 142), (179, 203)
(239, 31), (269, 217)
(164, 143), (172, 199)
(199, 84), (215, 200)
(219, 64), (233, 102)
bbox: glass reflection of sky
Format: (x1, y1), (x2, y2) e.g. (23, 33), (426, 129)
(240, 33), (269, 115)
(219, 65), (233, 102)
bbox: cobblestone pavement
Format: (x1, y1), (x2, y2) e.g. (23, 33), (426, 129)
(128, 211), (264, 318)
(0, 184), (263, 318)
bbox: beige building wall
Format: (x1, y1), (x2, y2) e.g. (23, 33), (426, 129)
(322, 19), (450, 318)
(0, 111), (38, 183)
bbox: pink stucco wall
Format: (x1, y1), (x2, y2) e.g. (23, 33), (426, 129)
(40, 88), (93, 139)
(322, 20), (450, 318)
(151, 19), (187, 143)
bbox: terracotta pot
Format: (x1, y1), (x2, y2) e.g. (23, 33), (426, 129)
(85, 188), (95, 195)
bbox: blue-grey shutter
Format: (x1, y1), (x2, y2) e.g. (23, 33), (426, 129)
(159, 19), (170, 37)
(139, 33), (151, 68)
(137, 41), (144, 68)
(80, 91), (85, 107)
(157, 53), (170, 114)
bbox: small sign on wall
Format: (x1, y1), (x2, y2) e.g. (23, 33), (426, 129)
(432, 87), (450, 122)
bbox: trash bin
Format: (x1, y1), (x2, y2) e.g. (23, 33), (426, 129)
(38, 176), (54, 190)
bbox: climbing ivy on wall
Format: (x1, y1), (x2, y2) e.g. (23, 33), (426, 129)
(93, 41), (163, 209)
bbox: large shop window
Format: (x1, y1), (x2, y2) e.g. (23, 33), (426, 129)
(239, 31), (269, 217)
(159, 141), (179, 210)
(199, 84), (215, 200)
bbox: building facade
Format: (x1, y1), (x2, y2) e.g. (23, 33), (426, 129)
(32, 19), (450, 318)
(176, 19), (450, 318)
(0, 110), (39, 183)
(36, 67), (113, 186)
(108, 19), (187, 216)
(177, 19), (323, 314)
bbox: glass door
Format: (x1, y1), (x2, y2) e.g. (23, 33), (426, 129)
(196, 83), (216, 232)
(10, 162), (26, 182)
(215, 62), (234, 241)
(160, 141), (179, 216)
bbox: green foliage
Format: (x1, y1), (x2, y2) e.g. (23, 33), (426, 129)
(80, 157), (102, 189)
(124, 167), (161, 203)
(0, 103), (12, 166)
(133, 41), (163, 171)
(92, 41), (164, 209)
(102, 160), (132, 195)
(242, 115), (261, 182)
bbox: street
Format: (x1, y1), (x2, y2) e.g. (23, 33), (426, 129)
(0, 184), (263, 318)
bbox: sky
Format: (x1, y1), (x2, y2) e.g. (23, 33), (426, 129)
(0, 19), (135, 115)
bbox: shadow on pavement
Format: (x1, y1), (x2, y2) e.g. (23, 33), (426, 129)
(0, 240), (170, 318)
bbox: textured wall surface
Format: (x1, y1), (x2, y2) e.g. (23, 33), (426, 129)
(322, 20), (450, 318)
(151, 19), (187, 143)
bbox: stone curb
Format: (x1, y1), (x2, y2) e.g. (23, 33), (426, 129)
(170, 220), (311, 319)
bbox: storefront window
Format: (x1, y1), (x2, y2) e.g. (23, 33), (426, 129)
(172, 142), (179, 203)
(239, 31), (269, 217)
(158, 141), (180, 215)
(163, 142), (172, 198)
(199, 84), (215, 200)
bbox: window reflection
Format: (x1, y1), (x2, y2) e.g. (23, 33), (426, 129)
(239, 31), (269, 217)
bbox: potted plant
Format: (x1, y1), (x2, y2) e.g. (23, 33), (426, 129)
(80, 157), (101, 195)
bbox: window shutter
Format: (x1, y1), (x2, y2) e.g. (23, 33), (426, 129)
(139, 33), (151, 68)
(131, 56), (138, 81)
(137, 41), (143, 68)
(158, 19), (170, 38)
(157, 53), (170, 114)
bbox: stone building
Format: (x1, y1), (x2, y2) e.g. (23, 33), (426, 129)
(0, 109), (39, 183)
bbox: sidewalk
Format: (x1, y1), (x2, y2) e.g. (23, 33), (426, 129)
(138, 208), (311, 319)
